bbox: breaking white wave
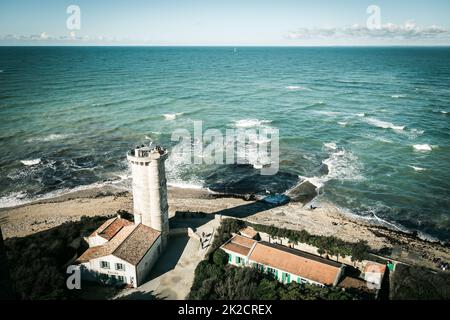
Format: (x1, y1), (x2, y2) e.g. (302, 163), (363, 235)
(164, 112), (184, 120)
(233, 119), (272, 128)
(167, 181), (205, 190)
(323, 142), (337, 150)
(286, 85), (311, 91)
(413, 144), (433, 152)
(20, 158), (41, 166)
(355, 113), (365, 117)
(0, 179), (127, 209)
(440, 110), (448, 114)
(314, 110), (341, 117)
(409, 165), (426, 172)
(164, 148), (205, 190)
(365, 117), (405, 131)
(391, 94), (406, 99)
(337, 121), (347, 126)
(299, 147), (363, 190)
(25, 134), (71, 143)
(410, 128), (424, 135)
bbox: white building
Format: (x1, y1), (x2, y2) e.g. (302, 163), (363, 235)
(72, 144), (169, 288)
(221, 233), (387, 292)
(221, 234), (345, 287)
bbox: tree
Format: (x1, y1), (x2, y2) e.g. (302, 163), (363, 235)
(256, 279), (278, 300)
(213, 249), (228, 268)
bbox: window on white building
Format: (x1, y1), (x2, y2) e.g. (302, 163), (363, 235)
(118, 275), (126, 283)
(100, 261), (110, 269)
(115, 263), (125, 271)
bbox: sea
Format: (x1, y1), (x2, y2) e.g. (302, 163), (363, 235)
(0, 46), (449, 241)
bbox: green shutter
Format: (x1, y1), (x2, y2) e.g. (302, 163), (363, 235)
(228, 254), (232, 262)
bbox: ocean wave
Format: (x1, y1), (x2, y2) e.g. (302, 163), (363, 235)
(413, 144), (434, 152)
(233, 119), (272, 128)
(391, 94), (406, 99)
(0, 178), (128, 209)
(163, 112), (184, 120)
(323, 142), (337, 150)
(299, 147), (363, 190)
(313, 110), (341, 117)
(409, 165), (426, 172)
(363, 134), (392, 144)
(286, 85), (312, 91)
(167, 181), (205, 190)
(355, 113), (365, 117)
(337, 121), (347, 126)
(20, 158), (41, 166)
(410, 128), (424, 135)
(165, 149), (206, 189)
(365, 117), (405, 131)
(25, 134), (71, 143)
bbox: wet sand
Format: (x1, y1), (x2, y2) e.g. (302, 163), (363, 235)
(0, 186), (449, 270)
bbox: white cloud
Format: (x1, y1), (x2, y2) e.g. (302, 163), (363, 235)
(287, 21), (450, 42)
(40, 32), (48, 40)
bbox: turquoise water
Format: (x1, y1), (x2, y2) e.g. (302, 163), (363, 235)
(0, 47), (449, 241)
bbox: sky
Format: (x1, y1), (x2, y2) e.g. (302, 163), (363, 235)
(0, 0), (449, 45)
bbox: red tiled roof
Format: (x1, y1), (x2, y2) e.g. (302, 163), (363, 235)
(364, 262), (386, 274)
(249, 242), (342, 285)
(222, 234), (257, 256)
(76, 223), (161, 266)
(94, 218), (134, 240)
(113, 224), (160, 265)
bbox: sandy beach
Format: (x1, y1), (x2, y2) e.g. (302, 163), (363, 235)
(1, 186), (449, 271)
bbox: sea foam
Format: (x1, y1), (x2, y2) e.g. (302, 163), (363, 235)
(286, 85), (311, 91)
(164, 113), (183, 120)
(323, 142), (337, 150)
(20, 158), (41, 166)
(365, 117), (405, 131)
(413, 144), (433, 152)
(234, 119), (272, 128)
(299, 148), (363, 190)
(409, 165), (426, 172)
(26, 134), (70, 143)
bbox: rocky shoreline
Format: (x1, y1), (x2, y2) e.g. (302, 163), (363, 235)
(0, 185), (448, 271)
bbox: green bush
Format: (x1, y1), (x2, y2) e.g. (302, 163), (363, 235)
(213, 249), (228, 268)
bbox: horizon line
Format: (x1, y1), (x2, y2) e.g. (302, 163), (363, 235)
(1, 44), (450, 48)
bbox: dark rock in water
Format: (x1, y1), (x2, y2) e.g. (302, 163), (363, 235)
(204, 164), (298, 195)
(285, 180), (318, 204)
(318, 163), (329, 175)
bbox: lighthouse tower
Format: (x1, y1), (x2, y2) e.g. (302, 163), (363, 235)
(127, 144), (169, 248)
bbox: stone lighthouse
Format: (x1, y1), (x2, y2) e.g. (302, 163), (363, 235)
(127, 143), (169, 248)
